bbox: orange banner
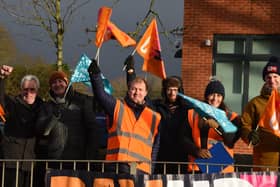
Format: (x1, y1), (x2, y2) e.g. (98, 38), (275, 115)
(136, 18), (166, 79)
(258, 89), (280, 137)
(46, 169), (280, 187)
(51, 176), (85, 187)
(104, 21), (136, 47)
(0, 104), (5, 123)
(95, 6), (112, 47)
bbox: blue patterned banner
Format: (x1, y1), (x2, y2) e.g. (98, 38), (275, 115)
(71, 54), (113, 95)
(177, 93), (237, 133)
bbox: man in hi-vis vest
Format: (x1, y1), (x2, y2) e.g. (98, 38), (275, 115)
(88, 59), (161, 175)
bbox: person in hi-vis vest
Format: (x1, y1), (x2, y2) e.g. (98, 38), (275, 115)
(88, 59), (161, 175)
(124, 55), (193, 174)
(187, 78), (241, 173)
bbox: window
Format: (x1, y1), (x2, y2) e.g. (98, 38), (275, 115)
(213, 35), (280, 113)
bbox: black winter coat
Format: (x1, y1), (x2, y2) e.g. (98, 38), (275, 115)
(0, 79), (44, 170)
(46, 87), (98, 160)
(35, 102), (68, 159)
(155, 100), (199, 165)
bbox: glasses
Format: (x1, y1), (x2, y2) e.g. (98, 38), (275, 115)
(22, 87), (37, 93)
(167, 88), (178, 93)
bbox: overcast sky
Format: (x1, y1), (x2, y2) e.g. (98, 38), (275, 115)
(0, 0), (184, 79)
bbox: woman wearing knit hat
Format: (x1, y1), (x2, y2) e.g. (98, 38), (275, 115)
(187, 78), (241, 173)
(241, 56), (280, 171)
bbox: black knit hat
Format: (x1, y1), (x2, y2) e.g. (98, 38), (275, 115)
(262, 56), (280, 81)
(204, 79), (225, 99)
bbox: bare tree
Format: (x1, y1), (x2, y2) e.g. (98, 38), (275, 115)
(0, 0), (92, 71)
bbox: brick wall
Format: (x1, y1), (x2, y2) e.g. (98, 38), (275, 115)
(183, 0), (280, 99)
(183, 0), (280, 154)
(234, 139), (252, 154)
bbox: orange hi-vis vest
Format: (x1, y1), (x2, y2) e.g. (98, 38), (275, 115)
(187, 109), (238, 173)
(106, 100), (161, 174)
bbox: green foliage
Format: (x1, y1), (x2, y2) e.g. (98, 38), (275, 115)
(0, 26), (17, 64)
(111, 77), (128, 98)
(51, 63), (70, 72)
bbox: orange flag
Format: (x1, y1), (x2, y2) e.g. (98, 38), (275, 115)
(0, 104), (5, 123)
(103, 21), (136, 47)
(95, 6), (112, 48)
(258, 89), (280, 137)
(136, 18), (166, 79)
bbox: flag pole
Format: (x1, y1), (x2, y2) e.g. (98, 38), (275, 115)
(248, 125), (259, 148)
(95, 47), (100, 61)
(202, 117), (222, 135)
(131, 48), (137, 56)
(63, 82), (72, 100)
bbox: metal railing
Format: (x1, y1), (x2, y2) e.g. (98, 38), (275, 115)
(0, 159), (279, 187)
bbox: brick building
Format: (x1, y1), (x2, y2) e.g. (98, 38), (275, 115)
(182, 1), (280, 164)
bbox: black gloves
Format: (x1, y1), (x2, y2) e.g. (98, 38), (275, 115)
(124, 55), (135, 73)
(248, 130), (260, 146)
(88, 59), (101, 75)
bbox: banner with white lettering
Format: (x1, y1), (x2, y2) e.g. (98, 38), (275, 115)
(46, 170), (279, 187)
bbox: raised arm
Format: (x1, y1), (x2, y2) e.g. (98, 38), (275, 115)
(88, 59), (116, 116)
(124, 55), (136, 86)
(0, 65), (13, 106)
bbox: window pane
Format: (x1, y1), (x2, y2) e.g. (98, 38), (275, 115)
(248, 61), (267, 100)
(217, 41), (235, 54)
(252, 39), (280, 55)
(216, 62), (243, 114)
(217, 40), (245, 54)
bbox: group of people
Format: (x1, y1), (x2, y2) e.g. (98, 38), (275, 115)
(0, 54), (280, 185)
(0, 66), (99, 186)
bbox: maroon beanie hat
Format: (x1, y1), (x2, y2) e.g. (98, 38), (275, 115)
(49, 71), (69, 86)
(262, 56), (280, 81)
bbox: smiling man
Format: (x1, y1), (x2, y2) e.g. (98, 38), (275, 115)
(88, 59), (161, 175)
(241, 56), (280, 171)
(45, 70), (98, 164)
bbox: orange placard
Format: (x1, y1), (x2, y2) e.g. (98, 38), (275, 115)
(258, 89), (280, 137)
(95, 6), (112, 47)
(136, 19), (166, 79)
